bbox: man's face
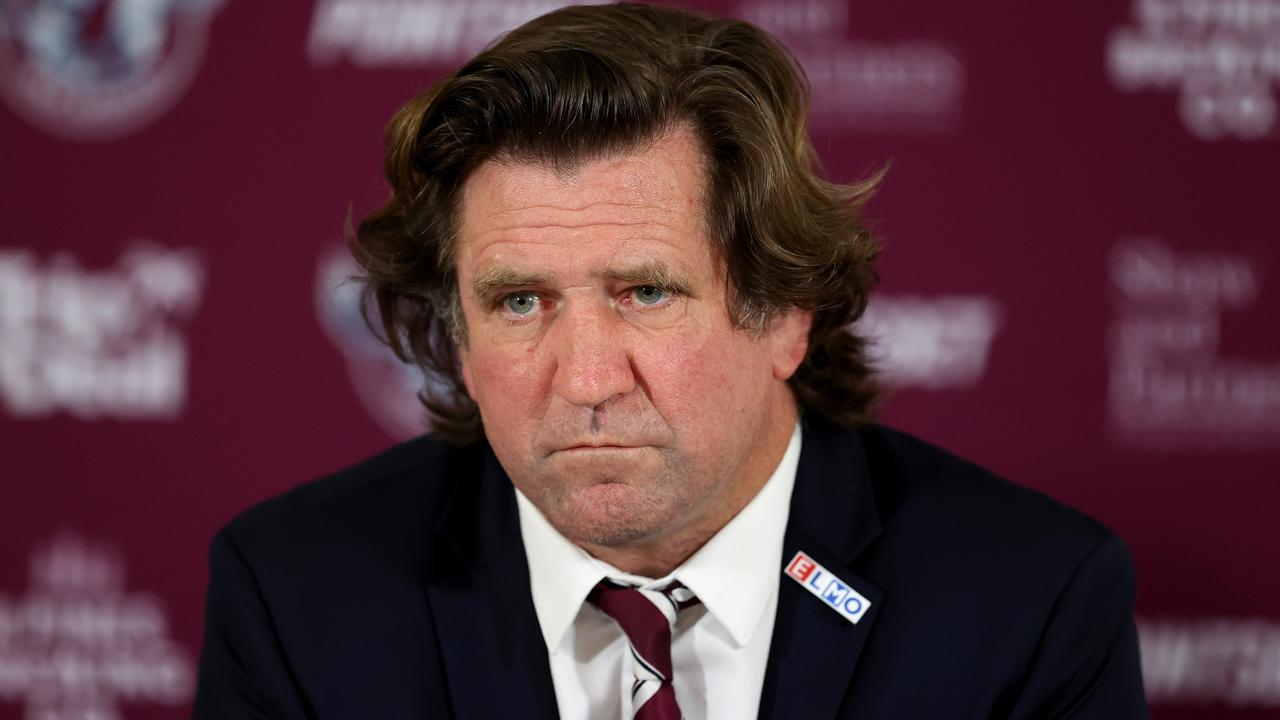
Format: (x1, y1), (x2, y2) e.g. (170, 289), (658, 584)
(455, 126), (810, 557)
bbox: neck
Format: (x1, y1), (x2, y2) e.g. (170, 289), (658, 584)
(580, 399), (798, 578)
(580, 529), (713, 580)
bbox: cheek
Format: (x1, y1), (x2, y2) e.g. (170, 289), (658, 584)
(635, 329), (769, 437)
(466, 343), (548, 428)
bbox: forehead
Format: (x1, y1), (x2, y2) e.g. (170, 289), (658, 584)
(455, 127), (711, 269)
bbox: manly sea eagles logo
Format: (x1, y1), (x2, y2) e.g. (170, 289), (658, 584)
(316, 246), (443, 441)
(0, 0), (224, 141)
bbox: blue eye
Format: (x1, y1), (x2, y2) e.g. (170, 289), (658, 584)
(504, 293), (539, 315)
(633, 285), (667, 305)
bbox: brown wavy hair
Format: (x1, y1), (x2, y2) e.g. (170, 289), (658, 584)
(351, 2), (882, 445)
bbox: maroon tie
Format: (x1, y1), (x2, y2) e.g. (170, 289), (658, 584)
(588, 580), (700, 719)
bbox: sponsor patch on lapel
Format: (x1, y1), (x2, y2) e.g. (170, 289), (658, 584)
(784, 551), (872, 625)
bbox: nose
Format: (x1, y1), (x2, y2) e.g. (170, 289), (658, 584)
(550, 299), (636, 408)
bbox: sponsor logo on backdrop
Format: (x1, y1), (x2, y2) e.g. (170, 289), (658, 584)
(0, 532), (195, 719)
(0, 244), (204, 420)
(1108, 0), (1280, 140)
(306, 0), (963, 134)
(1139, 616), (1280, 706)
(1107, 237), (1279, 448)
(315, 246), (432, 440)
(732, 0), (965, 133)
(0, 0), (225, 141)
(861, 295), (1003, 389)
(307, 0), (601, 67)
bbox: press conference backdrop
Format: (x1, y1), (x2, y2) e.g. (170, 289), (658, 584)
(1, 1), (1278, 718)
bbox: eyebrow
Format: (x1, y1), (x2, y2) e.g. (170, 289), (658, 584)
(470, 259), (695, 301)
(471, 267), (551, 301)
(604, 260), (695, 295)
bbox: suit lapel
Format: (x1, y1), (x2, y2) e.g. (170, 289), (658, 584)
(758, 418), (885, 719)
(426, 449), (559, 719)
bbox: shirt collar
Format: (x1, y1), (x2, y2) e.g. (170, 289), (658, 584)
(516, 423), (802, 652)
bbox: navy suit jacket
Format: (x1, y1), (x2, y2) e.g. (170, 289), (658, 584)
(193, 418), (1148, 718)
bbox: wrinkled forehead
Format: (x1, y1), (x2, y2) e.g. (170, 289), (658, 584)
(454, 126), (714, 266)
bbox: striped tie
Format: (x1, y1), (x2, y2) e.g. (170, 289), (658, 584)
(588, 580), (700, 719)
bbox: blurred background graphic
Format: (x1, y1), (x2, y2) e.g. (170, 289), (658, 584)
(2, 1), (1278, 718)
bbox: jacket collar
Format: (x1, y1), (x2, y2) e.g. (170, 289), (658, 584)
(757, 414), (885, 719)
(429, 416), (885, 719)
(434, 447), (523, 568)
(426, 447), (559, 718)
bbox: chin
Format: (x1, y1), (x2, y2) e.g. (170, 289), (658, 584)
(546, 480), (676, 548)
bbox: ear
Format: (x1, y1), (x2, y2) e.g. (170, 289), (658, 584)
(769, 308), (813, 381)
(459, 347), (476, 399)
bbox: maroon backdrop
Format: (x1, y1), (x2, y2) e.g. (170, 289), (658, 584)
(3, 1), (1278, 718)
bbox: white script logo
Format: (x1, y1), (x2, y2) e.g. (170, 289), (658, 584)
(0, 244), (204, 419)
(1108, 0), (1280, 140)
(1140, 616), (1280, 706)
(733, 0), (966, 133)
(1107, 237), (1279, 448)
(307, 0), (597, 67)
(861, 294), (1003, 390)
(0, 532), (196, 719)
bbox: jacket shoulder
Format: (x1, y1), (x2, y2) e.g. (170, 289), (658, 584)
(854, 424), (1127, 593)
(198, 436), (477, 715)
(219, 434), (483, 572)
(844, 426), (1144, 716)
(860, 424), (1114, 549)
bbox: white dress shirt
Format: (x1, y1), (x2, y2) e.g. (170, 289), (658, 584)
(515, 424), (802, 719)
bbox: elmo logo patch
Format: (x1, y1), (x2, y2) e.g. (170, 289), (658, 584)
(785, 551), (872, 625)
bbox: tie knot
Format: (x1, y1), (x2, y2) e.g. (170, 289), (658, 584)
(587, 580), (699, 671)
(589, 580), (699, 629)
(587, 580), (698, 718)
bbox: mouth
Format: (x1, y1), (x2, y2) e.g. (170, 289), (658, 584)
(559, 444), (644, 451)
(549, 442), (656, 457)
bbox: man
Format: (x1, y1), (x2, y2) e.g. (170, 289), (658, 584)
(194, 3), (1147, 718)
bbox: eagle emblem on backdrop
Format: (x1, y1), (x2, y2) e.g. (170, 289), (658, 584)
(0, 0), (224, 141)
(315, 246), (447, 441)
